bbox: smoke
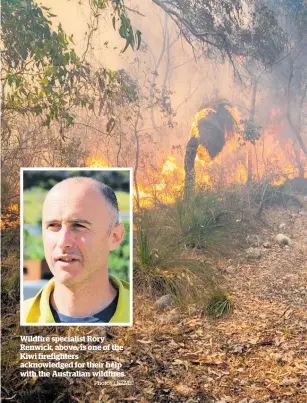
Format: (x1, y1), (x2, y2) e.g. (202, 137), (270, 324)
(41, 0), (239, 142)
(40, 0), (306, 171)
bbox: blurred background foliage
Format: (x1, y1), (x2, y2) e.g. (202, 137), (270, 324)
(23, 170), (131, 282)
(23, 170), (130, 192)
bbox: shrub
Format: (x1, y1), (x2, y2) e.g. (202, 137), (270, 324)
(206, 291), (233, 318)
(134, 208), (222, 304)
(167, 189), (229, 250)
(109, 220), (130, 282)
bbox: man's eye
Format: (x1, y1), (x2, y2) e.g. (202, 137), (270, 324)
(47, 223), (60, 229)
(72, 223), (86, 229)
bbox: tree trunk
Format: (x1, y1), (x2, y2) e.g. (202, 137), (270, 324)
(292, 140), (305, 178)
(184, 136), (199, 199)
(247, 80), (257, 184)
(247, 146), (253, 184)
(286, 62), (307, 157)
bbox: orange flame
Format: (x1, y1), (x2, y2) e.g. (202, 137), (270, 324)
(87, 156), (109, 167)
(192, 106), (307, 188)
(136, 155), (185, 207)
(86, 106), (307, 208)
(190, 107), (215, 139)
(1, 204), (19, 230)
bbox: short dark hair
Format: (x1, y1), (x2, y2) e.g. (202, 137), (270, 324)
(97, 182), (119, 225)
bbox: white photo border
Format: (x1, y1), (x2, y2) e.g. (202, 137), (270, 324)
(20, 167), (133, 327)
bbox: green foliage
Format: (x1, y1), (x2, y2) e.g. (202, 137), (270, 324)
(2, 0), (87, 127)
(23, 187), (47, 224)
(172, 190), (227, 250)
(134, 209), (221, 302)
(116, 191), (130, 211)
(240, 118), (261, 144)
(110, 1), (142, 52)
(117, 69), (138, 103)
(84, 0), (142, 53)
(1, 0), (142, 130)
(23, 228), (44, 260)
(134, 209), (186, 271)
(23, 170), (130, 192)
(109, 221), (130, 282)
(136, 224), (151, 268)
(206, 291), (233, 319)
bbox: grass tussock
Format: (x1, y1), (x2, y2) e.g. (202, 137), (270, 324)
(173, 190), (226, 249)
(206, 291), (234, 319)
(165, 188), (247, 255)
(134, 208), (222, 305)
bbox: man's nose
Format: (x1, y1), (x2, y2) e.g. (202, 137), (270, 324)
(56, 226), (75, 249)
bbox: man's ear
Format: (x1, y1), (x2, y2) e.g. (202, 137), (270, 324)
(108, 223), (125, 251)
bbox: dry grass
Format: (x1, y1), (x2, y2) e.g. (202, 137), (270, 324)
(133, 207), (224, 306)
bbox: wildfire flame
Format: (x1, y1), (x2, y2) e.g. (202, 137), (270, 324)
(87, 156), (109, 167)
(1, 204), (19, 230)
(87, 105), (307, 207)
(191, 105), (307, 188)
(190, 107), (215, 139)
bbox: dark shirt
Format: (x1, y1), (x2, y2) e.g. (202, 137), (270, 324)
(49, 292), (119, 323)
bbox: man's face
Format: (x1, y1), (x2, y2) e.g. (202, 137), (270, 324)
(42, 180), (123, 287)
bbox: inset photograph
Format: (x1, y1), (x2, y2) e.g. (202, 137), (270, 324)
(21, 168), (132, 326)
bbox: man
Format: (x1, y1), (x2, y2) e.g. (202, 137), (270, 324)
(23, 177), (130, 324)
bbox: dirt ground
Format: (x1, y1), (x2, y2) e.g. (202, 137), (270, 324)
(105, 207), (307, 403)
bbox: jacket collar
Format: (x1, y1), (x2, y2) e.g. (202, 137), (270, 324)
(25, 276), (130, 324)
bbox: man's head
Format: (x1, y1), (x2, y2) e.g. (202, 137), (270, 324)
(42, 177), (125, 287)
